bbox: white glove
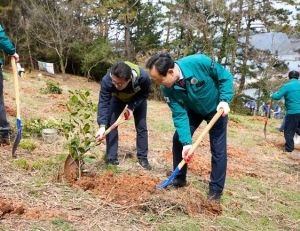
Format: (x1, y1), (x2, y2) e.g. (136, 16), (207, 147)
(217, 101), (230, 116)
(95, 126), (106, 141)
(182, 144), (194, 163)
(124, 108), (133, 120)
(11, 53), (19, 62)
(270, 93), (273, 97)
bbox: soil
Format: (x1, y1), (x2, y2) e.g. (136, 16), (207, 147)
(1, 69), (299, 230)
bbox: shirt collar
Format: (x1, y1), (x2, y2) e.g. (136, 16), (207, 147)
(175, 63), (184, 81)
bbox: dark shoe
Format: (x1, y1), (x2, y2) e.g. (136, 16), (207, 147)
(106, 159), (119, 165)
(0, 131), (14, 145)
(171, 177), (187, 187)
(138, 158), (152, 170)
(207, 189), (222, 204)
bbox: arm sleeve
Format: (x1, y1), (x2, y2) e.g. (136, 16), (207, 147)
(0, 26), (16, 55)
(211, 62), (234, 103)
(163, 88), (192, 144)
(271, 86), (287, 100)
(97, 74), (112, 126)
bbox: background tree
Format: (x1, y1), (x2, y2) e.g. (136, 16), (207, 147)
(20, 0), (88, 80)
(1, 0), (298, 110)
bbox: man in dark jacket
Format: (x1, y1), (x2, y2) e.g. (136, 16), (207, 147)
(0, 25), (19, 144)
(146, 53), (234, 203)
(271, 70), (300, 153)
(95, 61), (152, 170)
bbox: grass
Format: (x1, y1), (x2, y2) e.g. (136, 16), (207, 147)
(19, 139), (37, 151)
(50, 218), (76, 231)
(1, 71), (300, 231)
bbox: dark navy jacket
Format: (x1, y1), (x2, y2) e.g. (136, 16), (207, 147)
(97, 66), (151, 126)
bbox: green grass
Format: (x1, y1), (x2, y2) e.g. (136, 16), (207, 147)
(222, 175), (300, 230)
(50, 218), (77, 231)
(19, 139), (37, 151)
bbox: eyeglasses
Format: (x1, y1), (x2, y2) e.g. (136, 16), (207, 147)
(110, 73), (130, 87)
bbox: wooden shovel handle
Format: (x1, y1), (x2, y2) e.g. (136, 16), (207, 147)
(11, 58), (20, 119)
(189, 109), (223, 154)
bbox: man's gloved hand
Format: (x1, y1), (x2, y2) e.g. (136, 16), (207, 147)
(95, 126), (106, 141)
(217, 101), (230, 117)
(270, 92), (273, 97)
(10, 53), (19, 62)
(182, 144), (194, 163)
(124, 108), (133, 120)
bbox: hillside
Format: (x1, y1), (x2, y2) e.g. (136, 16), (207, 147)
(0, 68), (299, 231)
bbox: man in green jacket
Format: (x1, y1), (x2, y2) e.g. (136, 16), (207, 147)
(271, 71), (300, 153)
(0, 25), (19, 144)
(146, 53), (234, 203)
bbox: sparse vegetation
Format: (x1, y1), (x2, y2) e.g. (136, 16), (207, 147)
(40, 80), (63, 94)
(23, 118), (60, 138)
(1, 71), (299, 231)
(19, 139), (37, 151)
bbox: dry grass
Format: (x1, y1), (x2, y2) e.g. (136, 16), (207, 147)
(0, 68), (299, 231)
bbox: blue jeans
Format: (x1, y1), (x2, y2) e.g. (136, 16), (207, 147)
(105, 96), (148, 161)
(172, 109), (228, 193)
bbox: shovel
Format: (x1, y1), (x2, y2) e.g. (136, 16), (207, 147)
(63, 106), (129, 176)
(157, 109), (223, 189)
(11, 58), (22, 157)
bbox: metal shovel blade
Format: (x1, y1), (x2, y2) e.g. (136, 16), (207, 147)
(157, 166), (180, 189)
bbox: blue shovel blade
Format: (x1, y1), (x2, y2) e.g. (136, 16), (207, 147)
(157, 167), (180, 189)
(12, 119), (22, 157)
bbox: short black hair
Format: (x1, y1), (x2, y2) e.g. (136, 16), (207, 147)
(110, 62), (132, 80)
(145, 52), (175, 76)
(288, 70), (299, 79)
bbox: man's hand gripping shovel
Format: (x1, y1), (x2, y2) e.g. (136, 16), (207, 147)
(157, 109), (223, 189)
(97, 106), (129, 143)
(63, 106), (129, 176)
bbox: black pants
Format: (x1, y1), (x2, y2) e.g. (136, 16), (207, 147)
(0, 70), (10, 131)
(172, 109), (228, 193)
(284, 113), (300, 152)
(105, 97), (148, 161)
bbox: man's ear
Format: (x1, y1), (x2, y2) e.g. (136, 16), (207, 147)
(167, 68), (174, 75)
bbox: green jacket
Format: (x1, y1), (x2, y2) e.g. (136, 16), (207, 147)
(0, 25), (16, 65)
(162, 54), (234, 144)
(271, 79), (300, 114)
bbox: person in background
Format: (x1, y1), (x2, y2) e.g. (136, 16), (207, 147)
(274, 104), (281, 119)
(270, 70), (300, 153)
(0, 25), (19, 144)
(146, 53), (234, 204)
(263, 102), (271, 118)
(16, 62), (25, 77)
(247, 98), (256, 115)
(95, 61), (152, 170)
